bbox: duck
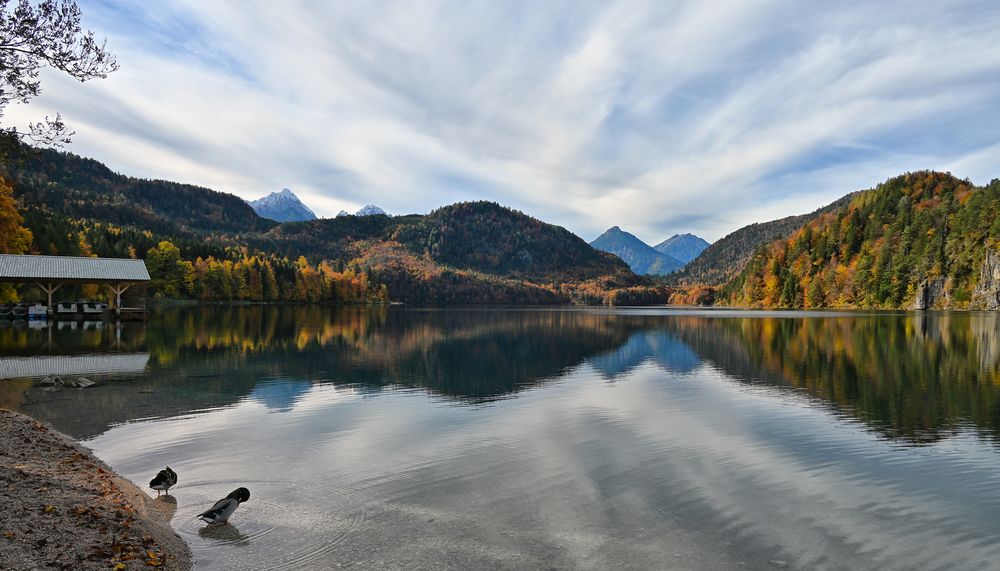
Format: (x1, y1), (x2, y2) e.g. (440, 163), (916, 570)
(149, 466), (178, 497)
(197, 487), (250, 525)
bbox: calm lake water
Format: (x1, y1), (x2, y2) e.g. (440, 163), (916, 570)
(3, 306), (1000, 569)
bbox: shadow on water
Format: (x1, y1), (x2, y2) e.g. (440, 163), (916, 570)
(2, 306), (1000, 447)
(198, 523), (250, 546)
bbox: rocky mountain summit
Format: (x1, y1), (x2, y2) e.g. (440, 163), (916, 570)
(653, 233), (710, 264)
(247, 188), (317, 222)
(590, 226), (684, 275)
(337, 204), (388, 217)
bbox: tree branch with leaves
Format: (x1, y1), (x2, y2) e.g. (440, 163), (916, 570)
(0, 0), (117, 146)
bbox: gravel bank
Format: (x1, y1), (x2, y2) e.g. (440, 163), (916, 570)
(0, 409), (191, 570)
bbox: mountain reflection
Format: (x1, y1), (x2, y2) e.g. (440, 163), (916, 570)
(2, 307), (1000, 445)
(588, 330), (701, 379)
(0, 307), (651, 437)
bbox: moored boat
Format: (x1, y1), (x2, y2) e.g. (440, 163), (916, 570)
(56, 301), (78, 317)
(0, 303), (10, 317)
(81, 301), (105, 315)
(11, 304), (28, 319)
(27, 303), (48, 320)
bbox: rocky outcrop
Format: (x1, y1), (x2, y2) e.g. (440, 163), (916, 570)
(911, 277), (949, 310)
(970, 251), (1000, 310)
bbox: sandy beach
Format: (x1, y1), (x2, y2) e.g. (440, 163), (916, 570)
(0, 409), (191, 571)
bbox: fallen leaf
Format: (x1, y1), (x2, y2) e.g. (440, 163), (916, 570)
(145, 550), (163, 567)
(112, 564), (126, 571)
(43, 505), (55, 513)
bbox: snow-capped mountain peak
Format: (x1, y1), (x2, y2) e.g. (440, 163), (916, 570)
(247, 188), (317, 222)
(356, 204), (387, 216)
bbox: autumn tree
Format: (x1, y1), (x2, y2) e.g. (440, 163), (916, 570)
(0, 176), (30, 253)
(0, 0), (117, 147)
(146, 241), (194, 298)
(0, 175), (29, 300)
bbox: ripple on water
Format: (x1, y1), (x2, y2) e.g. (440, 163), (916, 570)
(268, 486), (370, 571)
(173, 479), (370, 570)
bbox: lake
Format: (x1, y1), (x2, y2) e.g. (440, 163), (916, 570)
(2, 306), (1000, 569)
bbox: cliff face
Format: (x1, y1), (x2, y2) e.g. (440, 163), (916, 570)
(971, 251), (1000, 310)
(911, 277), (950, 310)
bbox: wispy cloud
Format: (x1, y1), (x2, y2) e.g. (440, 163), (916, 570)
(7, 0), (1000, 242)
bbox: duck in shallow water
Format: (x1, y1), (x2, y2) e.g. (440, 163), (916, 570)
(197, 487), (251, 525)
(149, 466), (177, 497)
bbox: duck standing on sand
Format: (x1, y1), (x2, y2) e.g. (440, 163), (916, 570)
(149, 466), (178, 497)
(197, 487), (250, 525)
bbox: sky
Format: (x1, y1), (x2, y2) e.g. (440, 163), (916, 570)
(6, 0), (1000, 243)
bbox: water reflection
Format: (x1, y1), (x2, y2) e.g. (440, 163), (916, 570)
(4, 307), (1000, 568)
(589, 330), (701, 379)
(662, 313), (1000, 445)
(2, 307), (1000, 447)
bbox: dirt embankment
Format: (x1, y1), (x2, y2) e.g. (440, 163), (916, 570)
(0, 409), (191, 570)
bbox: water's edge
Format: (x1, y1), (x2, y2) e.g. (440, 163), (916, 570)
(0, 407), (192, 571)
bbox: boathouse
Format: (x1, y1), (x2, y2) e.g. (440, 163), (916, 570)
(0, 254), (150, 311)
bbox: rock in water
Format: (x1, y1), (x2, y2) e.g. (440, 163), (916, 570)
(69, 377), (95, 388)
(39, 375), (63, 386)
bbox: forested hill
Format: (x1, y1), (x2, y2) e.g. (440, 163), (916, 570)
(669, 193), (855, 286)
(405, 202), (631, 281)
(2, 145), (275, 250)
(725, 171), (1000, 309)
(266, 201), (631, 281)
(1, 145), (662, 306)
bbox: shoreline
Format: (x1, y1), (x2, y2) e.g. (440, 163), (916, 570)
(0, 409), (191, 570)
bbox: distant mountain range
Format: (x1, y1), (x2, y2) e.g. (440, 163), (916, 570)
(590, 227), (702, 276)
(337, 204), (387, 217)
(247, 188), (317, 222)
(8, 144), (996, 310)
(1, 145), (658, 305)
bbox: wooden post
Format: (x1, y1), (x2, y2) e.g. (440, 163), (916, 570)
(107, 283), (132, 312)
(35, 282), (61, 312)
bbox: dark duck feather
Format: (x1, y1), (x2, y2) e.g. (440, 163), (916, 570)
(197, 487), (250, 525)
(149, 466), (178, 496)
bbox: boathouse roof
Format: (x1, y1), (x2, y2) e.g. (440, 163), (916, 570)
(0, 353), (151, 380)
(0, 254), (150, 283)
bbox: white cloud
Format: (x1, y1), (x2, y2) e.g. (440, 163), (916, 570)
(5, 0), (1000, 241)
